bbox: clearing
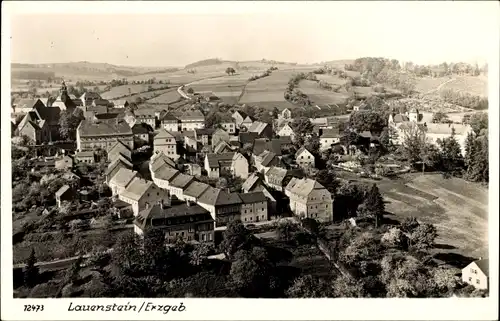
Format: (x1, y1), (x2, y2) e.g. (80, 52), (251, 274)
(100, 84), (169, 100)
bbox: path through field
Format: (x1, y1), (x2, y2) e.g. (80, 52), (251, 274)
(422, 77), (456, 96)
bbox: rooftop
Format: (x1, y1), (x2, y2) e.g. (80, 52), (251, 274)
(183, 181), (211, 198)
(135, 203), (211, 229)
(238, 191), (267, 204)
(198, 187), (242, 206)
(78, 119), (132, 137)
(109, 168), (137, 188)
(169, 173), (194, 189)
(285, 177), (326, 197)
(120, 177), (154, 201)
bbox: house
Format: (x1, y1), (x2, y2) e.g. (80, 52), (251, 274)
(197, 187), (242, 226)
(213, 141), (234, 154)
(76, 118), (133, 151)
(238, 132), (259, 147)
(153, 129), (178, 160)
(183, 181), (211, 203)
(241, 173), (277, 213)
(111, 199), (134, 219)
(184, 135), (200, 156)
(252, 138), (285, 157)
(231, 152), (249, 179)
(295, 147), (315, 169)
(218, 113), (236, 134)
(254, 150), (279, 174)
(276, 123), (296, 141)
(105, 157), (133, 184)
(55, 185), (74, 208)
(167, 173), (195, 201)
(264, 166), (288, 191)
(352, 103), (371, 112)
(149, 152), (177, 180)
(80, 92), (102, 107)
(111, 99), (129, 109)
(178, 110), (205, 131)
(135, 108), (156, 128)
(160, 112), (179, 132)
(118, 177), (169, 216)
(152, 164), (180, 190)
(212, 128), (231, 149)
(134, 202), (215, 243)
(248, 121), (273, 139)
(132, 122), (153, 147)
(195, 128), (216, 146)
(239, 192), (268, 223)
(16, 110), (53, 144)
(108, 168), (139, 196)
(107, 139), (132, 163)
(280, 108), (292, 120)
(389, 110), (473, 155)
(55, 155), (74, 170)
(204, 153), (235, 178)
(74, 151), (95, 164)
(232, 110), (254, 129)
(285, 177), (333, 222)
(462, 258), (489, 290)
(320, 128), (342, 151)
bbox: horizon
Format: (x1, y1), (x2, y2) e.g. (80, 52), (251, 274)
(7, 2), (496, 68)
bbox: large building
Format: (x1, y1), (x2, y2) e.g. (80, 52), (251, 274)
(178, 110), (205, 131)
(285, 177), (333, 222)
(76, 118), (133, 151)
(134, 201), (215, 243)
(153, 129), (178, 160)
(197, 186), (242, 227)
(118, 177), (169, 216)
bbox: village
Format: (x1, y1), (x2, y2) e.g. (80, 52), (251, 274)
(10, 55), (489, 299)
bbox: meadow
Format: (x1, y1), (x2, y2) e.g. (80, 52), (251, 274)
(144, 88), (182, 104)
(298, 80), (350, 106)
(100, 84), (169, 100)
(415, 75), (488, 97)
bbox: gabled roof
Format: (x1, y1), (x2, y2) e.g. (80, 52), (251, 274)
(107, 139), (132, 156)
(55, 185), (71, 198)
(136, 203), (211, 229)
(265, 166), (287, 180)
(232, 110), (248, 119)
(75, 151), (95, 158)
(14, 98), (44, 110)
(259, 151), (277, 167)
(195, 128), (216, 136)
(206, 152), (236, 168)
(239, 132), (259, 145)
(161, 112), (179, 122)
(198, 187), (242, 206)
(238, 192), (267, 204)
(295, 147), (313, 158)
(242, 173), (261, 192)
(132, 122), (153, 134)
(183, 181), (211, 198)
(473, 259), (489, 277)
(154, 129), (175, 140)
(321, 128), (341, 138)
(248, 121), (270, 134)
(78, 119), (133, 137)
(183, 130), (196, 139)
(178, 109), (205, 121)
(120, 177), (154, 201)
(150, 152), (176, 172)
(214, 141), (232, 154)
(155, 165), (180, 181)
(105, 158), (132, 177)
(169, 173), (194, 189)
(135, 108), (156, 118)
(253, 138), (283, 156)
(285, 177), (326, 197)
(109, 168), (137, 188)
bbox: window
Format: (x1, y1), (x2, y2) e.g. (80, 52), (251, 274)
(202, 234), (206, 241)
(157, 192), (159, 196)
(301, 156), (304, 159)
(181, 232), (184, 237)
(476, 279), (480, 285)
(468, 277), (472, 282)
(187, 236), (192, 241)
(208, 233), (212, 241)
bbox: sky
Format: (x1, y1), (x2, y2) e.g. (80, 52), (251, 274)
(7, 1), (498, 67)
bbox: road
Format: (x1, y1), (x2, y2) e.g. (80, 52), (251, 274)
(177, 85), (191, 100)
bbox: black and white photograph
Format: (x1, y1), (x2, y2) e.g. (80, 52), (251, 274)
(1, 1), (498, 320)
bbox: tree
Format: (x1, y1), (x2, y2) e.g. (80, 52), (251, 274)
(468, 112), (488, 135)
(436, 130), (464, 174)
(286, 275), (332, 298)
(315, 169), (338, 194)
(381, 227), (408, 250)
(219, 220), (253, 259)
(432, 112), (450, 123)
(69, 256), (84, 284)
(276, 219), (297, 242)
(331, 274), (366, 298)
(187, 87), (194, 94)
(465, 134), (488, 182)
(24, 248), (39, 288)
(225, 67), (236, 76)
(291, 117), (314, 136)
(399, 122), (430, 167)
(349, 111), (387, 133)
(59, 108), (84, 140)
(357, 183), (385, 227)
(409, 223), (437, 250)
(230, 247), (276, 297)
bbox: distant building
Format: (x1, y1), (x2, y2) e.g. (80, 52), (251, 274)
(285, 177), (333, 222)
(131, 122), (153, 147)
(241, 173), (277, 213)
(320, 128), (342, 151)
(254, 150), (279, 174)
(248, 121), (273, 139)
(161, 112), (180, 132)
(135, 108), (156, 128)
(119, 177), (169, 216)
(212, 128), (231, 149)
(462, 258), (489, 290)
(276, 123), (296, 141)
(264, 166), (288, 191)
(178, 110), (205, 131)
(105, 157), (133, 184)
(55, 185), (74, 208)
(167, 173), (195, 201)
(195, 128), (215, 146)
(108, 168), (139, 196)
(232, 110), (254, 129)
(213, 141), (234, 154)
(80, 92), (103, 107)
(12, 98), (46, 114)
(238, 192), (268, 223)
(134, 202), (215, 243)
(153, 129), (178, 160)
(107, 139), (132, 163)
(204, 153), (235, 178)
(183, 181), (211, 203)
(74, 151), (95, 164)
(295, 147), (315, 169)
(55, 155), (74, 170)
(76, 118), (133, 152)
(231, 152), (249, 179)
(111, 99), (129, 109)
(280, 108), (292, 120)
(197, 186), (242, 226)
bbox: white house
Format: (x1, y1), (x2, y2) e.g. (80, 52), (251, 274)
(276, 123), (296, 141)
(320, 128), (341, 151)
(119, 177), (169, 216)
(295, 147), (315, 169)
(462, 258), (489, 290)
(108, 168), (139, 196)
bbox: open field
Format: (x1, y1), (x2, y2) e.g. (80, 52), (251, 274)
(100, 84), (169, 99)
(145, 88), (183, 104)
(415, 76), (488, 97)
(119, 88), (174, 103)
(378, 174), (487, 258)
(298, 80), (350, 106)
(316, 74), (349, 86)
